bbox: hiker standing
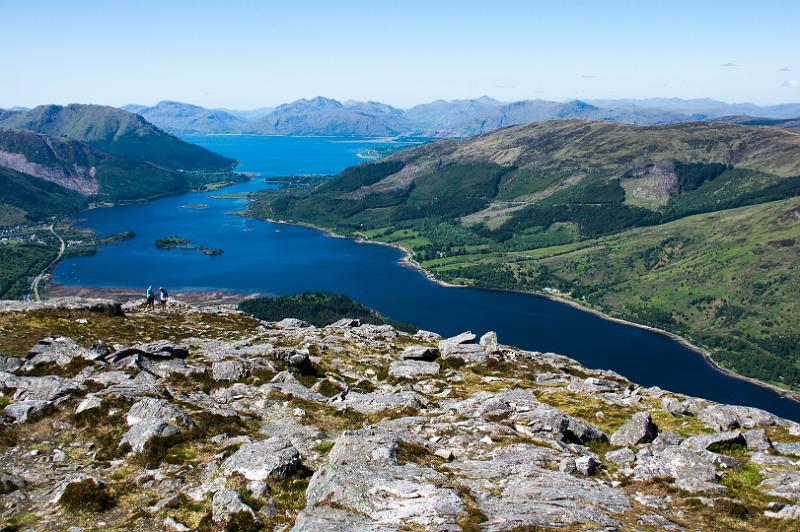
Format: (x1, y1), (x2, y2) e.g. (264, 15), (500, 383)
(159, 286), (169, 311)
(145, 285), (155, 311)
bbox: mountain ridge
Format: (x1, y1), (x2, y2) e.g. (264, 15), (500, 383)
(113, 96), (800, 137)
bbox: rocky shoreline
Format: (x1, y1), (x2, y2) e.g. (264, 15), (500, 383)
(1, 297), (800, 530)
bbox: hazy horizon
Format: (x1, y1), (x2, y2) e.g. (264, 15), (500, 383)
(1, 0), (798, 109)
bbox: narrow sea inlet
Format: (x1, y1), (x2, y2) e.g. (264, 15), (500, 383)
(54, 135), (800, 422)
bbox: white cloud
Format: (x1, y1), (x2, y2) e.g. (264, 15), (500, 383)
(784, 80), (800, 88)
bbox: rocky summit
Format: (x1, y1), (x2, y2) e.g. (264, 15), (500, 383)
(0, 299), (799, 531)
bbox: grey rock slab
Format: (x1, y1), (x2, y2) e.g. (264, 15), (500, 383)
(606, 447), (636, 465)
(764, 504), (800, 520)
(697, 404), (779, 431)
(438, 342), (486, 363)
(400, 346), (439, 361)
(445, 444), (562, 479)
(4, 399), (51, 423)
(773, 441), (800, 457)
(444, 331), (476, 345)
(122, 398), (195, 453)
(567, 376), (625, 395)
(456, 464), (630, 530)
(334, 391), (424, 415)
(292, 506), (397, 532)
(0, 355), (23, 373)
(75, 393), (103, 414)
(212, 360), (249, 381)
(575, 455), (601, 475)
(7, 374), (80, 401)
(760, 470), (800, 502)
(633, 446), (720, 493)
(212, 488), (254, 523)
(388, 360), (440, 379)
(610, 411), (659, 447)
(259, 416), (327, 467)
(662, 396), (692, 416)
(743, 428), (772, 451)
(681, 431), (745, 452)
(327, 318), (361, 328)
(26, 336), (100, 367)
(304, 463), (466, 529)
(327, 429), (402, 466)
(274, 318), (311, 328)
(221, 437), (300, 481)
(479, 331), (498, 352)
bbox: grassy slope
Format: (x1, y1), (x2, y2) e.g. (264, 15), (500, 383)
(421, 198), (800, 389)
(250, 120), (800, 390)
(0, 166), (87, 221)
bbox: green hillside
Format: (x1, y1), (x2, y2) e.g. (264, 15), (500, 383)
(250, 119), (800, 390)
(0, 166), (87, 222)
(0, 104), (236, 172)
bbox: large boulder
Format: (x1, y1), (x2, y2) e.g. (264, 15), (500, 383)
(212, 489), (255, 523)
(304, 463), (466, 529)
(633, 446), (721, 493)
(221, 437), (300, 481)
(388, 360), (440, 379)
(212, 360), (249, 381)
(610, 412), (659, 447)
(446, 445), (630, 530)
(697, 404), (779, 431)
(681, 431), (745, 452)
(400, 346), (438, 361)
(25, 336), (102, 368)
(121, 398), (195, 453)
(4, 399), (52, 423)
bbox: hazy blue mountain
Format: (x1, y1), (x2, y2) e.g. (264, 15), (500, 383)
(122, 100), (247, 135)
(90, 96), (800, 138)
(586, 98), (800, 119)
(406, 97), (694, 136)
(216, 107), (274, 121)
(247, 96), (410, 136)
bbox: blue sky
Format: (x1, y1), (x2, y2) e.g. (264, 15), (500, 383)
(1, 0), (798, 109)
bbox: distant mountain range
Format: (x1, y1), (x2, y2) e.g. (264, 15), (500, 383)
(0, 104), (238, 223)
(117, 97), (800, 137)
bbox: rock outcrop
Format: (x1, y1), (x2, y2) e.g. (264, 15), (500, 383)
(0, 297), (798, 531)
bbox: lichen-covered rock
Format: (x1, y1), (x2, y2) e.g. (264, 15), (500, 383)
(211, 359), (249, 381)
(633, 445), (722, 493)
(304, 463), (466, 528)
(743, 428), (772, 451)
(221, 437), (300, 480)
(121, 398), (195, 452)
(388, 359), (440, 379)
(681, 431), (745, 452)
(400, 345), (438, 361)
(4, 399), (51, 423)
(697, 404), (779, 431)
(212, 488), (255, 522)
(610, 411), (659, 446)
(447, 445), (629, 530)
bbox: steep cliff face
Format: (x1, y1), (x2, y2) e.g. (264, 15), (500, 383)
(0, 298), (799, 530)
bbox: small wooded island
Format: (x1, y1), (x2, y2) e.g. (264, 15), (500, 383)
(155, 236), (223, 256)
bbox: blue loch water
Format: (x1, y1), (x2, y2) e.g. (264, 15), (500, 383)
(53, 135), (800, 421)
